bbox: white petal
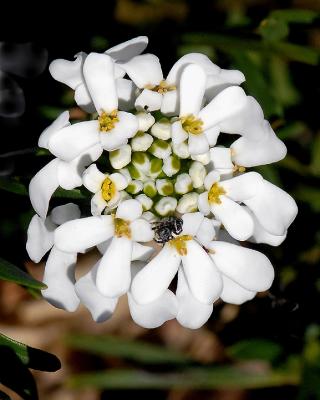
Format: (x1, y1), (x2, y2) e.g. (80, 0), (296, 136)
(198, 191), (210, 216)
(82, 164), (105, 193)
(106, 36), (148, 62)
(122, 54), (163, 88)
(176, 268), (213, 329)
(204, 170), (220, 191)
(188, 133), (209, 156)
(131, 243), (155, 261)
(100, 111), (138, 151)
(128, 289), (177, 329)
(208, 241), (274, 291)
(161, 90), (178, 116)
(116, 199), (142, 221)
(91, 191), (107, 216)
(96, 237), (132, 297)
(110, 172), (128, 191)
(244, 179), (298, 236)
(231, 121), (287, 167)
(198, 86), (247, 130)
(74, 83), (95, 113)
(38, 111), (70, 149)
(110, 144), (132, 169)
(75, 262), (118, 322)
(131, 244), (181, 304)
(131, 218), (154, 242)
(204, 126), (220, 146)
(135, 89), (162, 112)
(220, 275), (256, 305)
(181, 212), (204, 236)
(196, 217), (216, 246)
(29, 159), (59, 218)
(179, 64), (206, 117)
(50, 203), (81, 225)
(182, 240), (222, 304)
(205, 69), (245, 100)
(42, 247), (79, 312)
(83, 53), (118, 113)
(211, 196), (254, 241)
(117, 78), (136, 111)
(220, 172), (263, 202)
(136, 112), (155, 132)
(49, 52), (86, 90)
(171, 120), (188, 145)
(57, 159), (82, 190)
(26, 214), (55, 263)
(209, 147), (233, 170)
(48, 120), (100, 162)
(54, 215), (114, 253)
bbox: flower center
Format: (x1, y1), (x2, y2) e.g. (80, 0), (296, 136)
(98, 110), (119, 132)
(146, 80), (176, 94)
(208, 183), (226, 205)
(169, 234), (192, 256)
(180, 114), (203, 135)
(101, 177), (116, 201)
(114, 217), (131, 239)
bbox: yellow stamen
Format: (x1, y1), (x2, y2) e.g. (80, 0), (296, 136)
(145, 80), (176, 94)
(180, 114), (203, 135)
(98, 110), (119, 132)
(101, 177), (116, 202)
(113, 217), (131, 239)
(208, 183), (226, 205)
(233, 165), (246, 173)
(169, 235), (192, 256)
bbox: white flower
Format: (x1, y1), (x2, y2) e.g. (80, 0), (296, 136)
(109, 144), (132, 169)
(121, 52), (244, 115)
(30, 111), (103, 218)
(171, 64), (249, 155)
(82, 164), (129, 215)
(131, 212), (223, 306)
(26, 203), (81, 312)
(207, 240), (274, 305)
(47, 54), (139, 162)
(54, 199), (154, 298)
(49, 36), (148, 112)
(199, 171), (263, 240)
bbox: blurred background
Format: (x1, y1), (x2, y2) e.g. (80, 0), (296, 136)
(0, 0), (320, 399)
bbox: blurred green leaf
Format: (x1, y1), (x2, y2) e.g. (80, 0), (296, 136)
(54, 187), (86, 199)
(278, 155), (310, 176)
(66, 334), (192, 365)
(227, 339), (282, 362)
(277, 121), (306, 141)
(69, 366), (299, 390)
(271, 9), (318, 24)
(294, 186), (320, 212)
(0, 257), (46, 290)
(258, 18), (289, 42)
(0, 333), (61, 372)
(254, 165), (281, 186)
(39, 106), (65, 120)
(0, 178), (28, 196)
(310, 134), (320, 176)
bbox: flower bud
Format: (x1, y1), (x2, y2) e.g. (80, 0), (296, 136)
(136, 194), (153, 211)
(127, 163), (146, 180)
(176, 192), (199, 213)
(162, 155), (181, 177)
(148, 139), (172, 159)
(174, 173), (193, 194)
(191, 151), (211, 165)
(136, 112), (155, 132)
(131, 152), (151, 174)
(142, 211), (159, 222)
(154, 196), (177, 216)
(148, 158), (163, 179)
(189, 161), (206, 188)
(143, 180), (157, 198)
(151, 118), (171, 140)
(126, 180), (143, 195)
(172, 141), (190, 159)
(131, 132), (153, 152)
(156, 178), (174, 196)
(109, 144), (131, 169)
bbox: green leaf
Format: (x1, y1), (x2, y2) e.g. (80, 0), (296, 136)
(68, 366), (299, 390)
(0, 178), (28, 196)
(0, 333), (61, 372)
(227, 339), (282, 362)
(66, 334), (192, 365)
(258, 17), (289, 42)
(277, 121), (306, 141)
(0, 257), (46, 290)
(39, 106), (65, 120)
(271, 9), (318, 24)
(294, 186), (320, 212)
(310, 134), (320, 176)
(53, 187), (86, 199)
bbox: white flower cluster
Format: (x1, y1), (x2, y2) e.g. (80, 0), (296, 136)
(26, 37), (298, 329)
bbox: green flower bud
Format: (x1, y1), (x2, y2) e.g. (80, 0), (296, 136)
(126, 180), (143, 195)
(131, 132), (154, 152)
(176, 192), (199, 213)
(127, 163), (145, 180)
(150, 118), (171, 140)
(156, 178), (174, 196)
(162, 155), (181, 177)
(174, 173), (193, 194)
(131, 151), (151, 174)
(109, 144), (131, 169)
(143, 180), (157, 198)
(148, 139), (172, 159)
(149, 158), (163, 179)
(136, 193), (153, 211)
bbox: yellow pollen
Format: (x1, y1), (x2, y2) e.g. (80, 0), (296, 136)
(180, 114), (203, 135)
(98, 110), (119, 132)
(169, 235), (192, 256)
(145, 80), (176, 94)
(233, 165), (246, 173)
(208, 183), (226, 205)
(101, 177), (116, 202)
(113, 217), (131, 239)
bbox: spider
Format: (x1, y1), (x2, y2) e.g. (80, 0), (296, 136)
(152, 216), (183, 244)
